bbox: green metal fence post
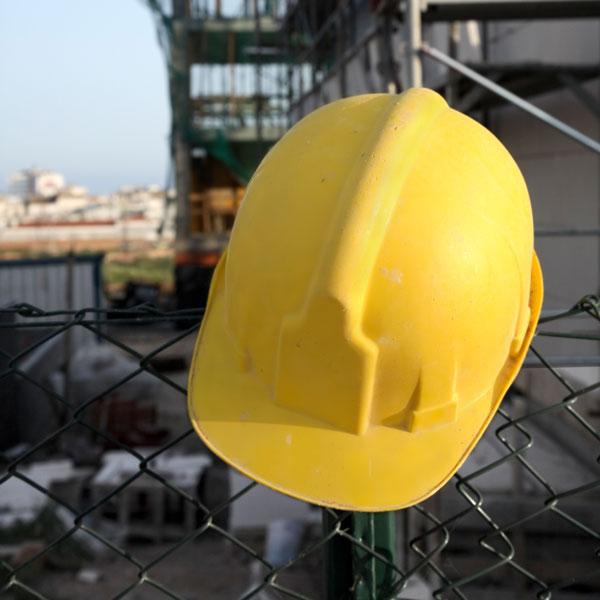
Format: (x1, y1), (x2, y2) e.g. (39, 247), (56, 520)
(324, 510), (396, 600)
(324, 510), (353, 599)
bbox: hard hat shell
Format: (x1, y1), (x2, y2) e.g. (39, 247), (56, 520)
(188, 88), (543, 511)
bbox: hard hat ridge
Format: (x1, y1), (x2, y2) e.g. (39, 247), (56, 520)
(275, 90), (449, 436)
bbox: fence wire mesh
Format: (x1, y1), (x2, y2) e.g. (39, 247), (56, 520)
(0, 299), (599, 600)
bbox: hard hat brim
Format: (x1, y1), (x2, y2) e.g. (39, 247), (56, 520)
(188, 251), (543, 511)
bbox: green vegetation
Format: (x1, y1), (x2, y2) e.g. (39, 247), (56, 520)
(103, 254), (174, 286)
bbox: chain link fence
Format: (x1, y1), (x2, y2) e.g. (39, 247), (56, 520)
(0, 299), (599, 600)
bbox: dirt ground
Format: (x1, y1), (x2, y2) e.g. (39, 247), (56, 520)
(14, 534), (322, 600)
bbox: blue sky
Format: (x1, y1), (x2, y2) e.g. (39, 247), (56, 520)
(0, 0), (170, 194)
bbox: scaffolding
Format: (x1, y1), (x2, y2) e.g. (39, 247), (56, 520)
(282, 1), (600, 113)
(146, 1), (599, 308)
(146, 0), (289, 307)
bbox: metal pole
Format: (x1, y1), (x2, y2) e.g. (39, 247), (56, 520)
(253, 0), (263, 162)
(170, 4), (192, 243)
(445, 21), (460, 106)
(92, 254), (103, 343)
(324, 511), (353, 599)
(63, 251), (74, 409)
(536, 228), (600, 237)
(325, 510), (396, 600)
(352, 512), (396, 600)
(379, 8), (398, 94)
(337, 13), (347, 97)
(286, 6), (294, 130)
(420, 43), (600, 155)
(406, 0), (423, 88)
(524, 356), (600, 368)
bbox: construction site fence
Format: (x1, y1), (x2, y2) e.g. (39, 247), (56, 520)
(0, 300), (599, 600)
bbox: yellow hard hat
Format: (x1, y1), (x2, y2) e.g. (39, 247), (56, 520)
(188, 88), (543, 511)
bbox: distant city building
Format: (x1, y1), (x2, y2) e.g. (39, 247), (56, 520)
(60, 185), (88, 197)
(8, 169), (65, 200)
(0, 181), (174, 247)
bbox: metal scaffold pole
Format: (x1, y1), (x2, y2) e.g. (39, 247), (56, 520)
(420, 43), (600, 155)
(406, 0), (423, 88)
(253, 0), (263, 162)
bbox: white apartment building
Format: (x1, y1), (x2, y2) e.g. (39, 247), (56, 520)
(7, 168), (65, 199)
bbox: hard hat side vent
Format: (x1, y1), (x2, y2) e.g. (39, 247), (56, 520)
(274, 294), (378, 435)
(380, 360), (460, 433)
(407, 360), (459, 432)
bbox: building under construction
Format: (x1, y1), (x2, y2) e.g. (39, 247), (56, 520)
(149, 0), (599, 316)
(146, 0), (288, 308)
